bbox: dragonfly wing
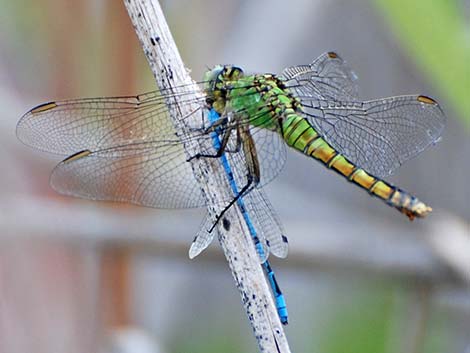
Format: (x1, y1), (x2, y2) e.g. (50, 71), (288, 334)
(50, 141), (205, 208)
(213, 118), (287, 189)
(250, 126), (287, 187)
(188, 205), (279, 263)
(189, 213), (216, 259)
(300, 95), (446, 177)
(187, 115), (287, 261)
(282, 51), (360, 101)
(17, 91), (203, 155)
(243, 188), (288, 259)
(18, 92), (206, 208)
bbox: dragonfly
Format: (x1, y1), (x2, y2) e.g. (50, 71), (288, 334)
(17, 51), (445, 324)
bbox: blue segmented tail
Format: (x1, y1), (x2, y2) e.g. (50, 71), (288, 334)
(207, 109), (288, 325)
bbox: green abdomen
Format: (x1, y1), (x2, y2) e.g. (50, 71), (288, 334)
(282, 114), (431, 220)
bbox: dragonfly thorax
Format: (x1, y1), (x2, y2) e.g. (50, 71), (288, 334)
(225, 73), (304, 131)
(204, 65), (244, 114)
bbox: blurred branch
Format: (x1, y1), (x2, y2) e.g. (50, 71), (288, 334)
(122, 1), (290, 351)
(3, 196), (468, 289)
(425, 214), (470, 284)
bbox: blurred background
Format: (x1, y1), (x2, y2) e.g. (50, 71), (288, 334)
(1, 0), (469, 352)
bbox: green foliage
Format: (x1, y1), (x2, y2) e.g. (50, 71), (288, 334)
(423, 307), (453, 353)
(374, 0), (470, 127)
(170, 319), (250, 353)
(315, 283), (395, 353)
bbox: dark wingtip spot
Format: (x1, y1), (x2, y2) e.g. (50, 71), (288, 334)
(30, 102), (57, 114)
(62, 149), (92, 163)
(327, 51), (338, 59)
(417, 95), (438, 105)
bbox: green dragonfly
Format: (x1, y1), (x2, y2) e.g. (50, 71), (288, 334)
(17, 52), (445, 322)
(17, 50), (446, 252)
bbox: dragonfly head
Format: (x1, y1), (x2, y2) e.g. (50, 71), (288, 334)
(204, 65), (244, 114)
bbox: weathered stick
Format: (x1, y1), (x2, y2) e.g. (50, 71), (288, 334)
(123, 1), (291, 351)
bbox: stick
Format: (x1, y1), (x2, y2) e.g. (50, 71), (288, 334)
(123, 1), (291, 351)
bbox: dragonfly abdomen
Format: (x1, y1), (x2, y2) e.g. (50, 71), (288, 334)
(282, 115), (432, 220)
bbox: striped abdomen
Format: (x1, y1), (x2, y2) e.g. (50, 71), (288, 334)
(282, 115), (432, 220)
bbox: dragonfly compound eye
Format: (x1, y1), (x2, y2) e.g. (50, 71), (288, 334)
(223, 65), (244, 81)
(203, 65), (224, 92)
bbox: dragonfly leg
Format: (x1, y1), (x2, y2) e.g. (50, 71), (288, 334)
(220, 126), (242, 154)
(209, 174), (256, 233)
(209, 127), (261, 232)
(187, 125), (238, 161)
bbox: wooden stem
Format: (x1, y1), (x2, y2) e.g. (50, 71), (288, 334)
(123, 1), (291, 351)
